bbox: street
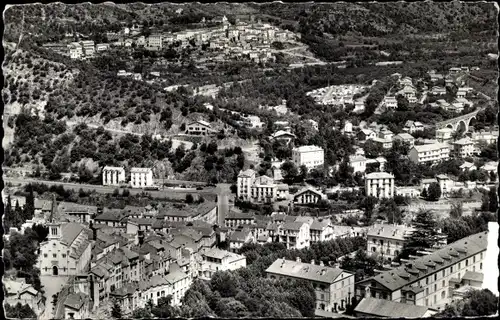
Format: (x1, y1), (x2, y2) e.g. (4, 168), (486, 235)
(216, 183), (232, 226)
(3, 177), (217, 199)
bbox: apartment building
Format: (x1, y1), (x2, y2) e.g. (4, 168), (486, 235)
(39, 222), (91, 276)
(157, 203), (218, 225)
(356, 232), (488, 309)
(292, 145), (325, 170)
(186, 120), (216, 136)
(365, 172), (395, 199)
(471, 130), (498, 145)
(237, 169), (256, 200)
(409, 143), (450, 164)
(435, 128), (454, 143)
(199, 248), (247, 280)
(224, 211), (255, 228)
(279, 221), (310, 250)
(147, 34), (163, 48)
(451, 137), (475, 158)
(293, 187), (327, 205)
(130, 167), (153, 188)
(358, 129), (376, 141)
(102, 166), (126, 186)
(309, 220), (334, 243)
(367, 224), (416, 261)
(266, 258), (355, 312)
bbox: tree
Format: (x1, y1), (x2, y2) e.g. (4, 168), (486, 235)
(403, 210), (440, 258)
(23, 184), (35, 222)
(151, 296), (176, 318)
(281, 161), (298, 183)
(5, 303), (37, 319)
(421, 187), (428, 199)
(185, 194), (194, 204)
(450, 202), (463, 219)
(436, 289), (498, 317)
(427, 182), (442, 201)
(111, 300), (122, 319)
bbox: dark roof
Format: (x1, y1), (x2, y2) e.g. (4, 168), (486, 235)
(357, 231), (488, 292)
(225, 211), (255, 220)
(283, 221), (305, 231)
(94, 211), (125, 222)
(158, 203), (216, 218)
(354, 297), (432, 318)
(229, 229), (252, 242)
(462, 271), (484, 282)
(61, 223), (85, 246)
(64, 293), (88, 310)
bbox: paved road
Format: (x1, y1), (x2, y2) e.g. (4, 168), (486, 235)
(39, 276), (69, 320)
(4, 177), (217, 198)
(216, 183), (232, 226)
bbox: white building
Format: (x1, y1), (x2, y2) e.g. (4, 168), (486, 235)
(409, 143), (450, 164)
(451, 137), (475, 158)
(472, 130), (498, 145)
(186, 120), (216, 136)
(350, 155), (367, 173)
(147, 34), (163, 48)
(237, 169), (256, 201)
(38, 222), (92, 276)
(102, 166), (126, 186)
(279, 222), (310, 250)
(383, 96), (398, 110)
(403, 121), (424, 134)
(199, 248), (247, 280)
(292, 145), (325, 170)
(293, 187), (327, 204)
(130, 168), (153, 189)
(365, 172), (395, 199)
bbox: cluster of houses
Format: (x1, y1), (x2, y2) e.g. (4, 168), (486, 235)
(44, 15), (298, 65)
(306, 84), (370, 107)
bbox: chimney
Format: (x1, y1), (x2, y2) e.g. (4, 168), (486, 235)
(319, 261), (324, 267)
(365, 286), (371, 299)
(89, 221), (97, 241)
(311, 259), (315, 265)
(296, 257), (301, 263)
(138, 230), (144, 246)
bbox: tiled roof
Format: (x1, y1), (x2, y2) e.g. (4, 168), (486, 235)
(310, 220), (328, 231)
(238, 169), (256, 178)
(266, 259), (346, 284)
(94, 211), (125, 222)
(229, 229), (252, 242)
(61, 223), (85, 246)
(365, 172), (394, 179)
(226, 211), (255, 220)
(358, 231), (488, 292)
(462, 271), (484, 282)
(394, 133), (414, 140)
(293, 145), (324, 153)
(64, 293), (88, 310)
(367, 224), (416, 241)
(354, 297), (432, 318)
(294, 187), (326, 199)
(412, 143), (449, 153)
(158, 203), (216, 218)
(165, 269), (189, 284)
(283, 221), (305, 231)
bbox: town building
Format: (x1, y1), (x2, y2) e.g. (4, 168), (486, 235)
(358, 129), (376, 141)
(365, 172), (395, 199)
(158, 203), (218, 225)
(309, 220), (334, 243)
(393, 133), (415, 148)
(228, 227), (254, 252)
(451, 137), (475, 158)
(349, 155), (367, 173)
(409, 143), (450, 164)
(237, 169), (256, 201)
(367, 224), (416, 261)
(270, 130), (296, 145)
(459, 161), (477, 172)
(266, 258), (355, 312)
(4, 278), (44, 316)
(130, 167), (153, 188)
(279, 221), (310, 250)
(471, 130), (498, 145)
(39, 222), (92, 276)
(102, 166), (126, 186)
(372, 137), (393, 150)
(293, 187), (327, 204)
(224, 211), (255, 228)
(395, 186), (420, 198)
(147, 34), (163, 48)
(430, 86), (447, 95)
(186, 120), (217, 136)
(292, 145), (325, 170)
(403, 121), (424, 134)
(199, 248), (247, 280)
(383, 96), (398, 110)
(355, 232), (488, 309)
(64, 292), (91, 319)
(435, 128), (454, 143)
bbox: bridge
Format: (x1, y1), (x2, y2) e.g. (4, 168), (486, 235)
(435, 108), (481, 132)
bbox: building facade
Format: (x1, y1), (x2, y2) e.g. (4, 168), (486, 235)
(266, 258), (355, 312)
(365, 172), (395, 199)
(409, 144), (450, 164)
(292, 145), (325, 170)
(367, 224), (416, 261)
(102, 166), (126, 186)
(130, 168), (153, 189)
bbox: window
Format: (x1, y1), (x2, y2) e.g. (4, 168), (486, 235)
(434, 284), (437, 292)
(426, 288), (429, 295)
(442, 280), (446, 287)
(62, 254), (66, 258)
(434, 274), (437, 281)
(480, 263), (483, 270)
(441, 291), (446, 299)
(320, 294), (325, 300)
(442, 270), (445, 277)
(53, 254), (57, 258)
(473, 256), (476, 263)
(426, 278), (429, 285)
(450, 266), (453, 273)
(44, 254), (48, 258)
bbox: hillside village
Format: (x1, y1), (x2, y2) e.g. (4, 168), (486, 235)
(2, 2), (499, 320)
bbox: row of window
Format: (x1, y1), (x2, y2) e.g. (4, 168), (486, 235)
(44, 253), (67, 258)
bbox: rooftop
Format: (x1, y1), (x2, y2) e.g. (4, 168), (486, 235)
(266, 258), (348, 284)
(293, 145), (324, 153)
(358, 231), (488, 292)
(367, 224), (416, 241)
(354, 297), (433, 318)
(412, 143), (449, 152)
(365, 172), (394, 179)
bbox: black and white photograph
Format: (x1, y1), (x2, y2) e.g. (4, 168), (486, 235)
(1, 1), (499, 319)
